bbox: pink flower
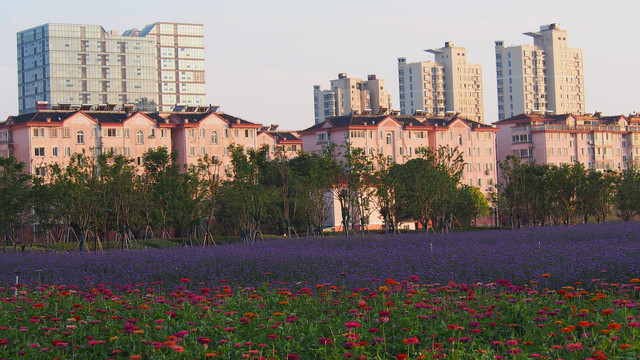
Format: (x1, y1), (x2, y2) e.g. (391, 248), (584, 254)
(566, 342), (583, 352)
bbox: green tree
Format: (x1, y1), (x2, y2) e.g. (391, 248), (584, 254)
(613, 168), (640, 221)
(453, 185), (490, 227)
(0, 156), (33, 247)
(290, 149), (339, 236)
(227, 144), (270, 242)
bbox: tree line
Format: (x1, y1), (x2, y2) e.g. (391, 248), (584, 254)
(497, 155), (640, 227)
(0, 144), (490, 248)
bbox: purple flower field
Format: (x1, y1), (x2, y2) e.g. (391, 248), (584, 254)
(2, 222), (640, 289)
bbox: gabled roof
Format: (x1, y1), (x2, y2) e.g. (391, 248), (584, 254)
(83, 111), (130, 124)
(6, 111), (77, 124)
(300, 114), (396, 133)
(168, 112), (213, 124)
(260, 131), (301, 142)
(216, 113), (262, 127)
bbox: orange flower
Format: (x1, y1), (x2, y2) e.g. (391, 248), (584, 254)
(541, 274), (551, 278)
(621, 343), (632, 350)
(608, 323), (621, 331)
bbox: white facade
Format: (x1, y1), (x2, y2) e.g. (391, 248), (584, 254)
(495, 23), (585, 120)
(399, 42), (484, 123)
(313, 73), (391, 124)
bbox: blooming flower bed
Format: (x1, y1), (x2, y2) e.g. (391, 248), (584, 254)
(1, 222), (640, 358)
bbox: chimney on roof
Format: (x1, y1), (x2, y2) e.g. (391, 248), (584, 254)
(236, 119), (241, 124)
(338, 72), (347, 79)
(445, 41), (454, 48)
(270, 124), (279, 131)
(367, 74), (376, 81)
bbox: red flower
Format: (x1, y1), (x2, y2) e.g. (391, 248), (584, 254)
(403, 337), (419, 344)
(180, 278), (190, 283)
(565, 342), (583, 352)
(198, 337), (212, 344)
(396, 355), (407, 360)
(287, 355), (299, 360)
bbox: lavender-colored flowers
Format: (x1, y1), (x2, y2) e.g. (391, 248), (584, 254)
(2, 222), (639, 289)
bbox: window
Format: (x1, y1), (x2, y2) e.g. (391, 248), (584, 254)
(189, 146), (196, 157)
(161, 129), (168, 138)
(52, 147), (58, 157)
(34, 166), (47, 177)
(200, 146), (206, 155)
(188, 128), (196, 138)
(224, 128), (229, 138)
(106, 128), (118, 137)
(62, 127), (71, 138)
(233, 129), (239, 138)
(200, 128), (205, 138)
(76, 130), (85, 144)
(124, 128), (130, 139)
(349, 130), (365, 138)
(136, 130), (144, 145)
(458, 134), (463, 146)
(50, 128), (58, 138)
(386, 133), (392, 145)
(64, 147), (71, 157)
(211, 131), (219, 144)
(32, 127), (45, 138)
(34, 147), (45, 157)
(316, 132), (329, 143)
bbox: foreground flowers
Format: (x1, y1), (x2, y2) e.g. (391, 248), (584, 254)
(1, 276), (640, 359)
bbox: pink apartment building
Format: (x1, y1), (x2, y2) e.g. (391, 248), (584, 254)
(495, 112), (640, 171)
(0, 108), (302, 178)
(257, 128), (303, 160)
(0, 110), (173, 176)
(168, 111), (264, 175)
(299, 113), (498, 230)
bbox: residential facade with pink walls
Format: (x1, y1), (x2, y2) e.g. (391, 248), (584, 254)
(495, 112), (640, 171)
(168, 111), (263, 175)
(0, 108), (293, 177)
(0, 110), (173, 176)
(298, 113), (498, 230)
(257, 128), (302, 160)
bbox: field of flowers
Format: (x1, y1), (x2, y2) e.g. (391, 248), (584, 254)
(1, 222), (640, 359)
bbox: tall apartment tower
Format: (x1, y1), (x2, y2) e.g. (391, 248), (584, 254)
(17, 22), (205, 114)
(313, 73), (391, 124)
(398, 42), (484, 123)
(495, 23), (585, 120)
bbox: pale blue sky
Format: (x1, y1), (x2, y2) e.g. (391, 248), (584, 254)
(2, 0), (638, 130)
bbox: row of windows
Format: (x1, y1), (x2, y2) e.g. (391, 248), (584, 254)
(32, 126), (168, 140)
(340, 129), (493, 142)
(187, 128), (255, 141)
